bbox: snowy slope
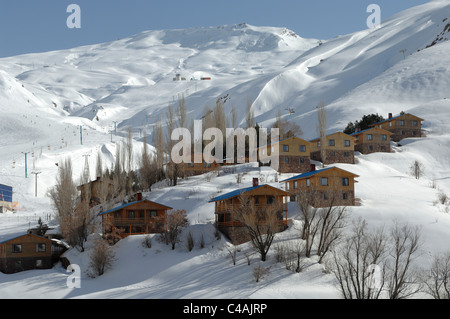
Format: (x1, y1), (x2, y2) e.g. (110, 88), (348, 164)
(0, 1), (450, 299)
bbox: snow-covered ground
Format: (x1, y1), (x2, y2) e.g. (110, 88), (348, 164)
(0, 0), (450, 299)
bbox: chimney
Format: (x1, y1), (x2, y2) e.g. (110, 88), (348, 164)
(253, 178), (259, 187)
(136, 192), (143, 201)
(310, 164), (316, 172)
(389, 113), (393, 119)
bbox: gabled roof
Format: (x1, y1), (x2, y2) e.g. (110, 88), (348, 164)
(281, 166), (359, 183)
(98, 199), (173, 216)
(370, 113), (424, 126)
(209, 184), (290, 202)
(0, 233), (52, 245)
(257, 136), (312, 150)
(309, 131), (356, 142)
(350, 127), (393, 136)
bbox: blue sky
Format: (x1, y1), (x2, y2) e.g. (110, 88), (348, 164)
(0, 0), (429, 58)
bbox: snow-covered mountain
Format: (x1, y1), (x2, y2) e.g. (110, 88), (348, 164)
(1, 1), (450, 299)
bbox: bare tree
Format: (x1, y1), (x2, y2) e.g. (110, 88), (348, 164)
(177, 93), (187, 129)
(95, 150), (103, 179)
(272, 110), (303, 139)
(317, 101), (327, 167)
(423, 252), (450, 299)
(387, 222), (423, 299)
(329, 219), (422, 299)
(245, 97), (255, 129)
(88, 238), (115, 277)
(139, 134), (157, 192)
(329, 218), (388, 299)
(231, 105), (238, 129)
(153, 120), (165, 181)
(159, 209), (189, 250)
(235, 194), (282, 262)
(48, 158), (78, 239)
(410, 160), (425, 180)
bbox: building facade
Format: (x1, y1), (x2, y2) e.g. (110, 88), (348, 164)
(370, 113), (424, 142)
(310, 132), (356, 165)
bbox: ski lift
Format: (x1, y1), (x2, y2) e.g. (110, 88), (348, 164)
(286, 107), (296, 116)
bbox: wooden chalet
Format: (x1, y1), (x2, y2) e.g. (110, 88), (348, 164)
(77, 176), (114, 207)
(310, 132), (356, 165)
(183, 154), (222, 176)
(282, 166), (359, 208)
(257, 136), (312, 173)
(370, 113), (424, 142)
(209, 179), (290, 244)
(0, 233), (60, 274)
(351, 127), (393, 154)
(98, 195), (172, 239)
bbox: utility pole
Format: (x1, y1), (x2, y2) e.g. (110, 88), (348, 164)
(113, 121), (118, 136)
(22, 152), (29, 178)
(31, 171), (41, 197)
(80, 125), (83, 145)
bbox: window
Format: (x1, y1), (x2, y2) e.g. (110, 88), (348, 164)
(381, 134), (387, 141)
(320, 177), (328, 186)
(399, 120), (405, 126)
(388, 122), (392, 127)
(284, 157), (290, 164)
(299, 157), (305, 164)
(330, 151), (335, 157)
(267, 196), (275, 205)
(342, 178), (349, 186)
(322, 193), (328, 200)
(344, 152), (349, 157)
(299, 145), (306, 152)
(128, 210), (135, 219)
(344, 140), (351, 147)
(412, 120), (418, 127)
(317, 141), (321, 147)
(282, 145), (289, 152)
(343, 193), (348, 200)
(367, 134), (373, 141)
(36, 259), (43, 268)
(306, 179), (310, 187)
(12, 244), (22, 253)
(369, 145), (373, 151)
(293, 181), (298, 189)
(114, 212), (120, 218)
(148, 210), (158, 218)
(329, 139), (335, 146)
(36, 243), (46, 252)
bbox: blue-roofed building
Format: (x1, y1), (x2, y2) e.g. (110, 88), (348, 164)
(210, 179), (291, 244)
(281, 166), (359, 208)
(0, 184), (13, 212)
(351, 127), (393, 154)
(99, 197), (173, 239)
(369, 113), (424, 142)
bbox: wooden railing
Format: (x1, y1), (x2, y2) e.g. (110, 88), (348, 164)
(217, 220), (288, 227)
(215, 202), (288, 213)
(106, 217), (163, 226)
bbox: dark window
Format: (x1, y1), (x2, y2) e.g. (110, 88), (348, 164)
(320, 177), (328, 186)
(148, 210), (158, 218)
(299, 145), (306, 152)
(344, 140), (351, 147)
(284, 157), (290, 164)
(342, 178), (349, 186)
(381, 134), (387, 141)
(36, 243), (46, 252)
(12, 244), (22, 253)
(343, 193), (348, 200)
(282, 145), (289, 152)
(267, 196), (275, 205)
(329, 139), (335, 146)
(129, 210), (135, 218)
